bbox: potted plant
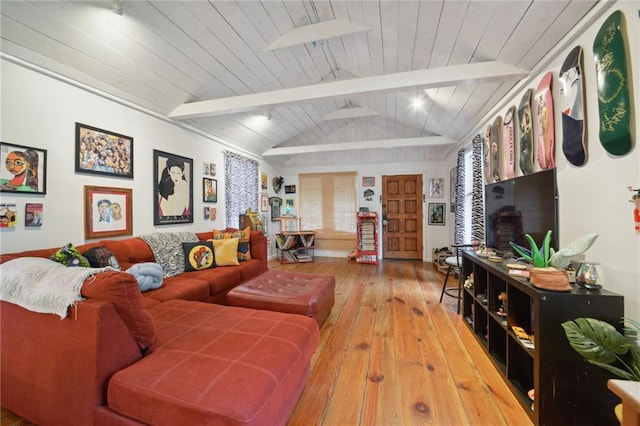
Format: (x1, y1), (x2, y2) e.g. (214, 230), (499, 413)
(561, 317), (640, 381)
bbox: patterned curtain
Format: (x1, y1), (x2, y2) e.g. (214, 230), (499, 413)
(471, 135), (485, 243)
(223, 151), (258, 228)
(454, 149), (466, 244)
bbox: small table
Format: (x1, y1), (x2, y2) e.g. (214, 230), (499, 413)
(608, 379), (640, 426)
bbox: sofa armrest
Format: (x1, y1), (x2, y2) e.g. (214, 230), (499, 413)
(1, 299), (142, 425)
(249, 231), (268, 270)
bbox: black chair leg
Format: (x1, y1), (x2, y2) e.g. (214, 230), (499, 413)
(439, 266), (452, 303)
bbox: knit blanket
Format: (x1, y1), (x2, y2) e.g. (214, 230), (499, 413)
(138, 232), (198, 278)
(0, 257), (113, 318)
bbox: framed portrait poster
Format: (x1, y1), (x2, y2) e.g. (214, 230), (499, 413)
(362, 176), (375, 187)
(84, 185), (132, 239)
(429, 178), (444, 198)
(75, 123), (133, 178)
(153, 150), (193, 225)
(285, 185), (296, 194)
(428, 203), (446, 226)
(261, 194), (269, 212)
(261, 172), (268, 191)
(0, 142), (47, 194)
(203, 178), (217, 203)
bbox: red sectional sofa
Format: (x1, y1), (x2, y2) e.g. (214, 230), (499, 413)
(0, 230), (320, 425)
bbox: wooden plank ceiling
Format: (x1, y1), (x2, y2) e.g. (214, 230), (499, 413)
(0, 0), (600, 166)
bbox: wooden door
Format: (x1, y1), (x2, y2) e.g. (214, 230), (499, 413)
(382, 175), (423, 259)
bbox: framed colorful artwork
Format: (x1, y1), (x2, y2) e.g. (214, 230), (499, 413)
(362, 176), (375, 187)
(75, 123), (133, 178)
(203, 178), (217, 203)
(0, 142), (47, 194)
(25, 203), (43, 227)
(285, 185), (296, 194)
(84, 186), (132, 239)
(428, 203), (445, 226)
(261, 194), (269, 212)
(153, 150), (193, 225)
(261, 172), (268, 191)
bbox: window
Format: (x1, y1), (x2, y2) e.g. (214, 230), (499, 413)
(223, 151), (258, 228)
(298, 172), (357, 238)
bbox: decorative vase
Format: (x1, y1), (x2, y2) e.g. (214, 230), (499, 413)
(529, 267), (571, 291)
(576, 262), (605, 290)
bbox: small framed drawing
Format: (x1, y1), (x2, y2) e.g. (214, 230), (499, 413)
(84, 185), (132, 239)
(153, 150), (193, 225)
(429, 178), (444, 198)
(0, 142), (47, 194)
(261, 172), (268, 191)
(203, 178), (217, 203)
(428, 203), (445, 226)
(285, 185), (296, 194)
(75, 123), (133, 178)
(261, 194), (269, 212)
(362, 176), (375, 187)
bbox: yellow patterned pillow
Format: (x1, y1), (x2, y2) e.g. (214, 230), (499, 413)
(212, 227), (251, 261)
(210, 238), (240, 266)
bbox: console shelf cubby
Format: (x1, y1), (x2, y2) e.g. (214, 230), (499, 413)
(461, 251), (624, 426)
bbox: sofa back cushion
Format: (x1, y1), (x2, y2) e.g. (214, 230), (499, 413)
(100, 238), (155, 271)
(81, 271), (156, 351)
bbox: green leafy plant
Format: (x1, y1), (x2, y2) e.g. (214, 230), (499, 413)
(561, 317), (640, 381)
(509, 230), (553, 267)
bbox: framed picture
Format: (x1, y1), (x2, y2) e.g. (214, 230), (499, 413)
(362, 176), (375, 187)
(261, 194), (269, 212)
(261, 172), (268, 191)
(429, 178), (444, 198)
(428, 202), (445, 226)
(25, 203), (43, 227)
(0, 203), (18, 227)
(84, 185), (132, 239)
(203, 178), (217, 203)
(0, 142), (47, 194)
(75, 123), (133, 178)
(450, 167), (458, 206)
(153, 150), (193, 225)
(285, 184), (296, 194)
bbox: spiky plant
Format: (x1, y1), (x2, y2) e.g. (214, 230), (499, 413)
(562, 317), (640, 381)
(509, 230), (553, 268)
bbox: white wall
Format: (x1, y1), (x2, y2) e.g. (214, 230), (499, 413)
(460, 1), (639, 321)
(0, 59), (279, 253)
(280, 162), (455, 259)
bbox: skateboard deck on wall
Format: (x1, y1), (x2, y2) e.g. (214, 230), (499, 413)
(503, 106), (517, 179)
(560, 46), (587, 166)
(534, 72), (555, 169)
(484, 124), (493, 183)
(593, 10), (632, 156)
(518, 88), (534, 175)
(491, 115), (503, 182)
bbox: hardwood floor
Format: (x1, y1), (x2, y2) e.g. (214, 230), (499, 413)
(276, 257), (532, 426)
(1, 258), (531, 426)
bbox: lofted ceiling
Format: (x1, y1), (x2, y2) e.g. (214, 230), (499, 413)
(0, 0), (604, 167)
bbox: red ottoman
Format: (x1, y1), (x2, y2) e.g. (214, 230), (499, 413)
(226, 270), (335, 327)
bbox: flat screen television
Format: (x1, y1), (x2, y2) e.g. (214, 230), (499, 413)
(484, 169), (558, 255)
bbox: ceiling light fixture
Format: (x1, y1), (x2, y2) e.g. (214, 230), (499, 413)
(411, 97), (424, 110)
(263, 111), (272, 121)
(111, 0), (123, 15)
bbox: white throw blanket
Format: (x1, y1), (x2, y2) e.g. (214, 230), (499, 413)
(0, 257), (113, 319)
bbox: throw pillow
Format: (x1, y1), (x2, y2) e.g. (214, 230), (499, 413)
(126, 263), (164, 292)
(49, 243), (90, 267)
(82, 246), (121, 270)
(212, 227), (252, 261)
(210, 238), (240, 266)
(182, 241), (216, 272)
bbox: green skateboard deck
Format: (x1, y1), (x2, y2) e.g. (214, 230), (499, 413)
(560, 45), (587, 166)
(491, 115), (503, 182)
(593, 10), (632, 156)
(535, 72), (555, 169)
(503, 106), (516, 179)
(518, 89), (534, 175)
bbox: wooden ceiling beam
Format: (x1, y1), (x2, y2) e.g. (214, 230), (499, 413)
(261, 136), (456, 156)
(264, 19), (371, 51)
(168, 61), (528, 120)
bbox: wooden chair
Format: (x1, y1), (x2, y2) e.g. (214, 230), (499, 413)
(439, 244), (474, 314)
